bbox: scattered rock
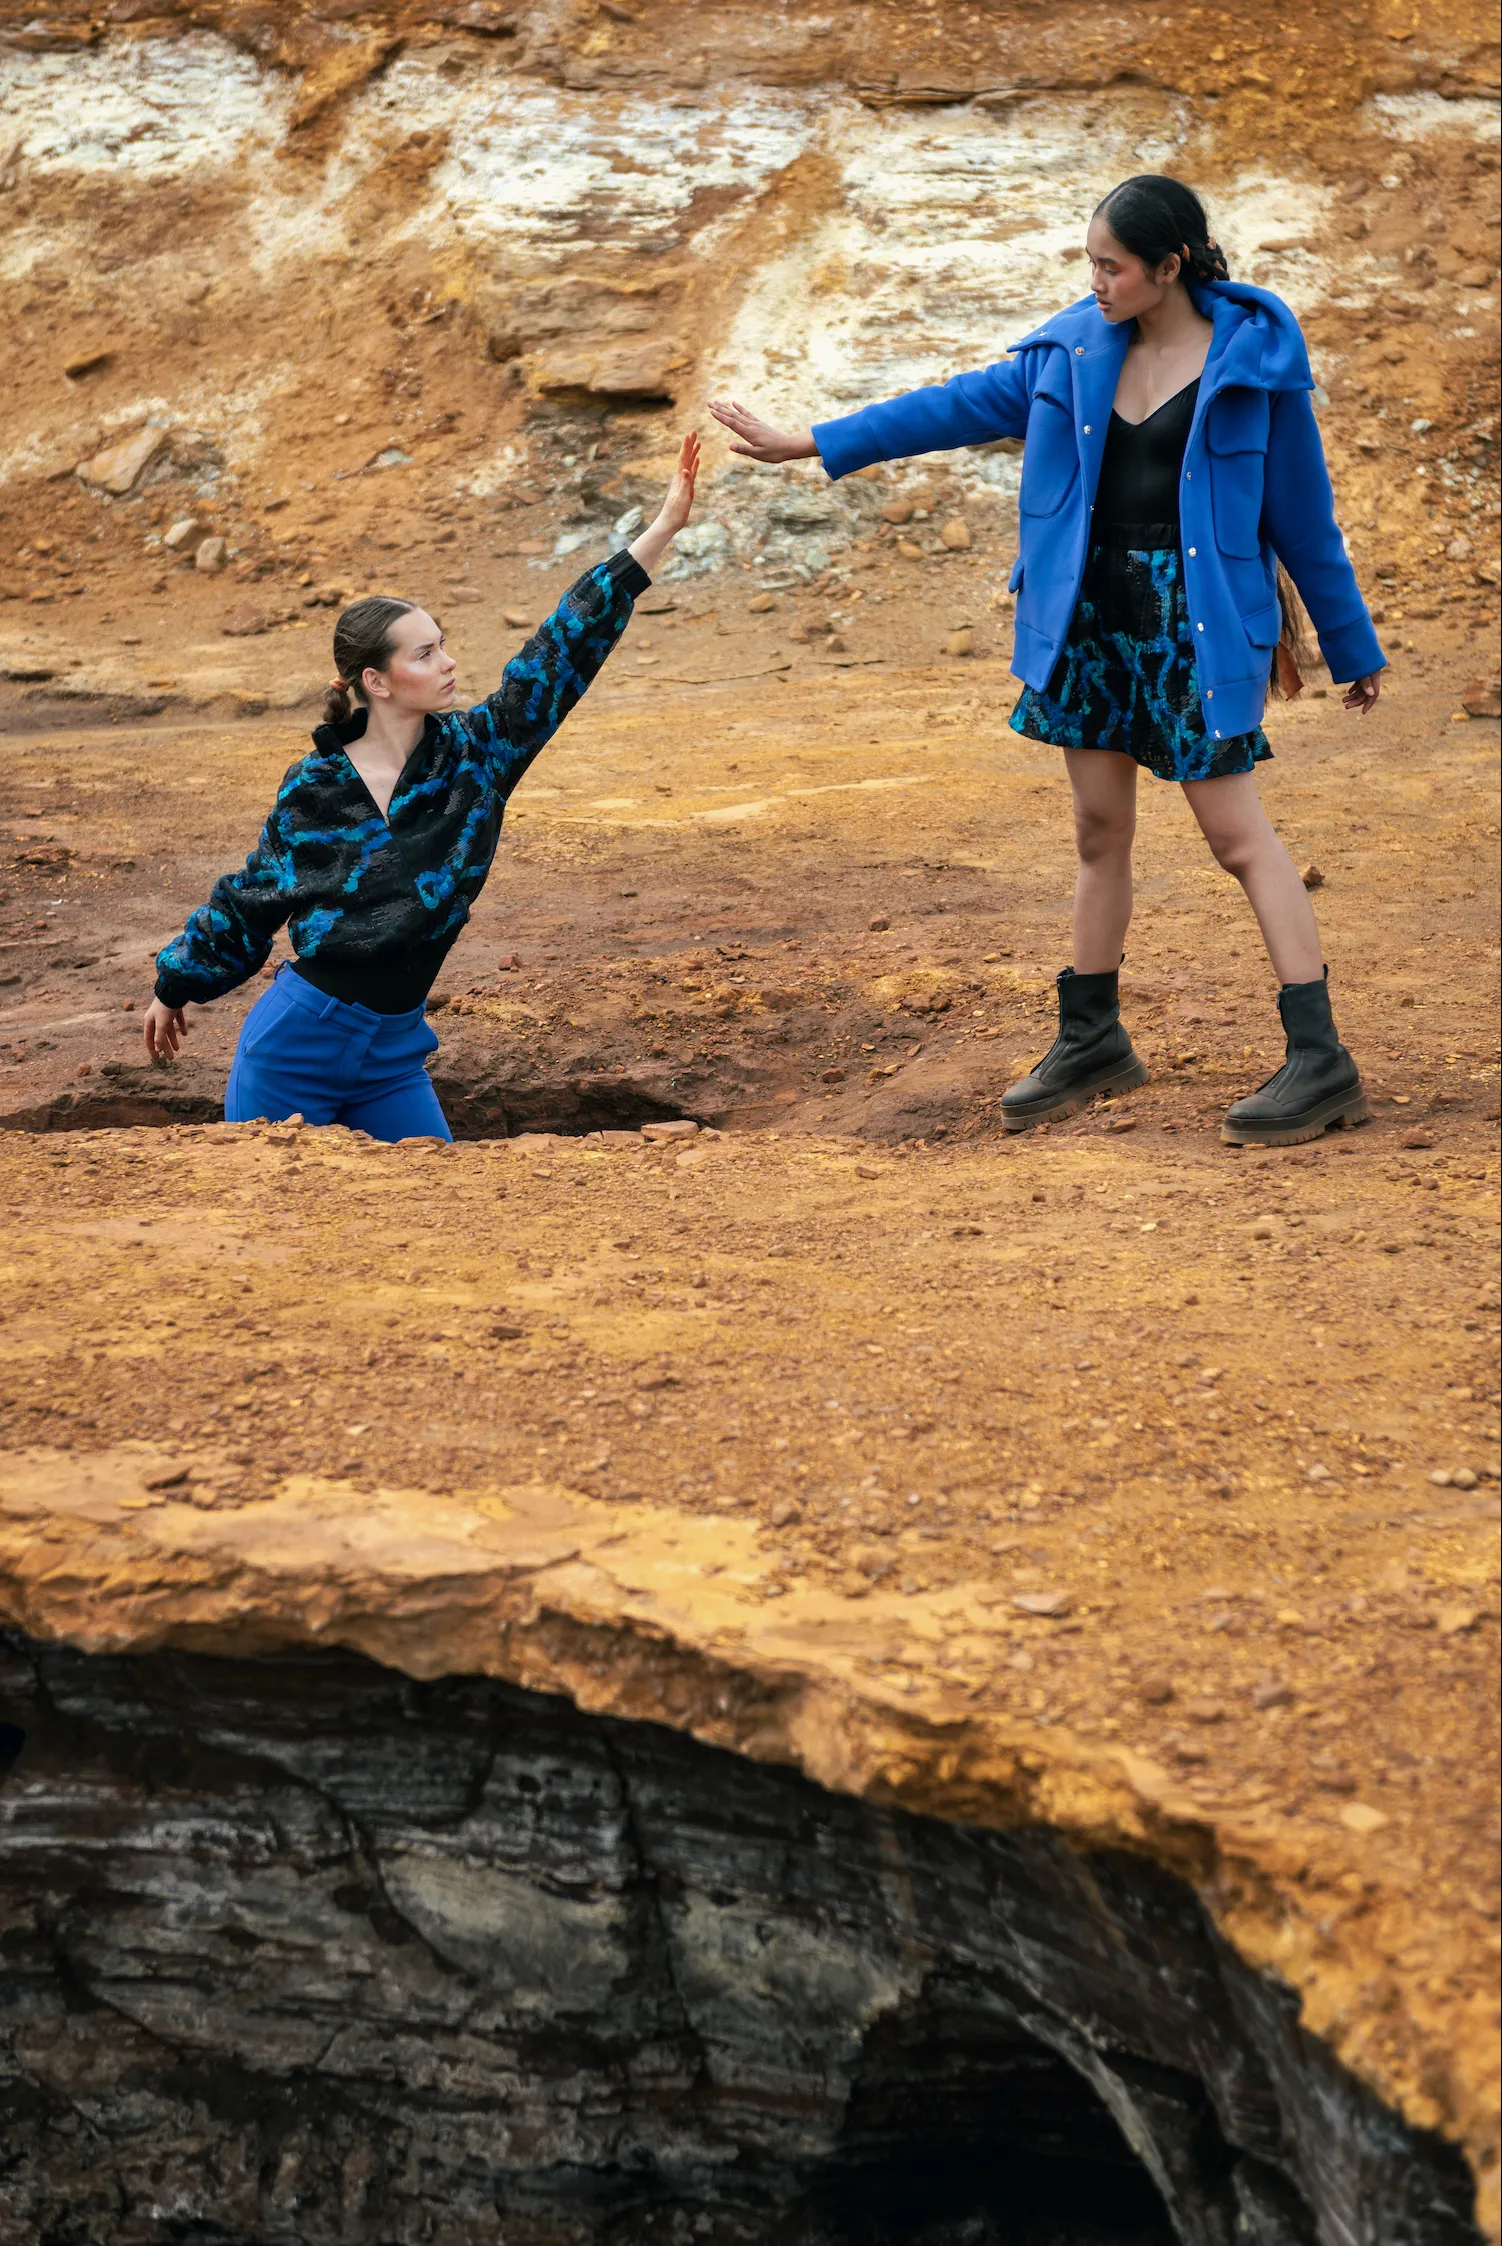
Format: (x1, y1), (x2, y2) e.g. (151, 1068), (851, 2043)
(768, 1500), (801, 1529)
(163, 517), (206, 553)
(221, 604), (289, 637)
(1300, 863), (1325, 890)
(881, 499), (915, 525)
(446, 587), (484, 604)
(1310, 1755), (1356, 1794)
(1445, 534), (1474, 561)
(747, 591), (778, 614)
(939, 518), (972, 552)
(1139, 1673), (1176, 1705)
(1460, 676), (1500, 718)
(194, 537), (228, 575)
(943, 628), (974, 658)
(821, 1067), (846, 1084)
(868, 916), (889, 932)
(63, 346), (114, 381)
(1012, 1589), (1070, 1618)
(897, 540), (924, 561)
(1251, 1215), (1280, 1239)
(1450, 1467), (1479, 1490)
(852, 1544), (894, 1581)
(502, 609), (532, 629)
(634, 1370), (681, 1392)
(77, 424), (169, 496)
(1185, 1697), (1225, 1726)
(1436, 1604), (1480, 1636)
(854, 1163), (883, 1180)
(1251, 1676), (1293, 1709)
(1339, 1802), (1390, 1836)
(141, 1464), (191, 1492)
(1105, 1116), (1136, 1134)
(1400, 1129), (1435, 1149)
(641, 1119), (698, 1143)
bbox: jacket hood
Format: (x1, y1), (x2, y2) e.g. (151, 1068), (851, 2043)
(1009, 281), (1313, 393)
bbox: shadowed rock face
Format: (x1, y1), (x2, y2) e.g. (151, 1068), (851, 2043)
(0, 1637), (1478, 2246)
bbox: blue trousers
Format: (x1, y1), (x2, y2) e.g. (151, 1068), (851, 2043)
(225, 968), (451, 1142)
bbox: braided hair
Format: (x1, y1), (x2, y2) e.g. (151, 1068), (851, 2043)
(1093, 175), (1229, 285)
(324, 595), (419, 726)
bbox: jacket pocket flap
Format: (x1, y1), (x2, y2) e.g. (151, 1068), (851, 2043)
(1242, 600), (1282, 648)
(1029, 352), (1073, 411)
(1008, 556), (1025, 592)
(1207, 388), (1271, 454)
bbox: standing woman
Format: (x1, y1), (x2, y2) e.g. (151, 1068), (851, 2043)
(142, 436), (701, 1141)
(710, 178), (1384, 1146)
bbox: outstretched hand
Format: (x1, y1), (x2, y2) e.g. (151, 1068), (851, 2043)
(627, 431), (701, 576)
(1343, 673), (1381, 715)
(707, 397), (820, 465)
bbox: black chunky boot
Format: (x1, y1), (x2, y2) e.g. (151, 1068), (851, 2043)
(1000, 965), (1148, 1132)
(1222, 970), (1370, 1146)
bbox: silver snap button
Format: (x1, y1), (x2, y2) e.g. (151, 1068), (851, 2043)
(1214, 729), (1222, 739)
(1083, 424), (1091, 434)
(1187, 545), (1197, 556)
(1206, 689), (1214, 699)
(1197, 622), (1205, 631)
(1076, 346), (1085, 356)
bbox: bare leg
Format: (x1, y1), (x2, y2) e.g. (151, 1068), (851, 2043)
(1063, 748), (1139, 973)
(1182, 771), (1324, 986)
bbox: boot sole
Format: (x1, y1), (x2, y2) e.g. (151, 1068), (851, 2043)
(1001, 1057), (1149, 1133)
(1221, 1088), (1372, 1147)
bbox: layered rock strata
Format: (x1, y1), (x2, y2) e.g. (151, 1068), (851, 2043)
(0, 1634), (1481, 2246)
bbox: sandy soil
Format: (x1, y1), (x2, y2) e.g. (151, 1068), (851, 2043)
(0, 0), (1499, 2227)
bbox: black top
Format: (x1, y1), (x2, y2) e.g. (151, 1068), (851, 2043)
(1094, 378), (1200, 531)
(154, 551), (649, 1018)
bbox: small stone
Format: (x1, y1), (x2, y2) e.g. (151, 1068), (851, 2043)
(502, 609), (533, 629)
(446, 586), (483, 604)
(1450, 1467), (1479, 1490)
(1400, 1129), (1435, 1149)
(76, 423), (169, 496)
(1251, 1676), (1293, 1709)
(769, 1499), (801, 1528)
(882, 499), (915, 524)
(641, 1119), (698, 1142)
(1428, 1468), (1453, 1487)
(821, 1066), (846, 1083)
(1105, 1116), (1136, 1134)
(1339, 1802), (1389, 1836)
(64, 345), (114, 380)
(1185, 1697), (1225, 1725)
(1166, 1734), (1209, 1766)
(1139, 1673), (1176, 1705)
(1251, 1215), (1280, 1239)
(943, 627), (974, 658)
(868, 916), (890, 932)
(748, 591), (777, 613)
(163, 517), (206, 553)
(940, 517), (972, 551)
(142, 1464), (191, 1491)
(1311, 1754), (1356, 1793)
(1306, 1463), (1333, 1483)
(1460, 677), (1500, 718)
(1012, 1589), (1071, 1618)
(852, 1543), (893, 1580)
(195, 537), (228, 574)
(1300, 863), (1325, 890)
(634, 1370), (681, 1392)
(1446, 534), (1474, 561)
(854, 1163), (882, 1180)
(897, 540), (925, 562)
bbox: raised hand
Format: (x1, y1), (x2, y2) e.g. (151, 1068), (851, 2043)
(707, 397), (819, 465)
(627, 431), (702, 576)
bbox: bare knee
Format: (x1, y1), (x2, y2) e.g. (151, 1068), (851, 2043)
(1074, 805), (1135, 865)
(1202, 825), (1261, 879)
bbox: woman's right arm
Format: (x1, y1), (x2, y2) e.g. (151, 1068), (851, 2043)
(145, 815), (295, 1060)
(709, 357), (1033, 480)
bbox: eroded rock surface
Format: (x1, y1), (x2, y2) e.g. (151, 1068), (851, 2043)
(0, 1635), (1481, 2246)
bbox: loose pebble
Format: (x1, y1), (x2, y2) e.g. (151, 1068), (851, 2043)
(1300, 863), (1325, 890)
(1252, 1677), (1293, 1709)
(1436, 1605), (1480, 1636)
(1139, 1673), (1176, 1705)
(1013, 1590), (1071, 1618)
(1185, 1697), (1225, 1726)
(1340, 1802), (1390, 1836)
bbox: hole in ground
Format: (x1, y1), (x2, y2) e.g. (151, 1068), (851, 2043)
(0, 1074), (701, 1140)
(0, 1638), (1481, 2246)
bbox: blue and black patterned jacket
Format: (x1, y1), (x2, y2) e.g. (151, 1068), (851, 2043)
(155, 549), (648, 1013)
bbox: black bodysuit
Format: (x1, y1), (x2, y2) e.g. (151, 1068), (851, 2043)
(1094, 378), (1200, 532)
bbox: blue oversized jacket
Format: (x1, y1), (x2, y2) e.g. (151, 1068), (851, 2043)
(813, 282), (1385, 741)
(156, 550), (647, 1010)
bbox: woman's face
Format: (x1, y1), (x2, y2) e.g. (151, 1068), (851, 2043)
(1086, 216), (1181, 322)
(363, 608), (457, 713)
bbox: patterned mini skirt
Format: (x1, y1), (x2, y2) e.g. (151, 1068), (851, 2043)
(1009, 522), (1272, 784)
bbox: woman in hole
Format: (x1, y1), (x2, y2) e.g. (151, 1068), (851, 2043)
(710, 177), (1383, 1147)
(142, 435), (699, 1141)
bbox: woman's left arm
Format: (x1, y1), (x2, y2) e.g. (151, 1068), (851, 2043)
(1261, 387), (1385, 708)
(465, 434), (699, 787)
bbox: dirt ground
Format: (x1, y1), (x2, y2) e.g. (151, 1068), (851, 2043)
(0, 0), (1499, 2228)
